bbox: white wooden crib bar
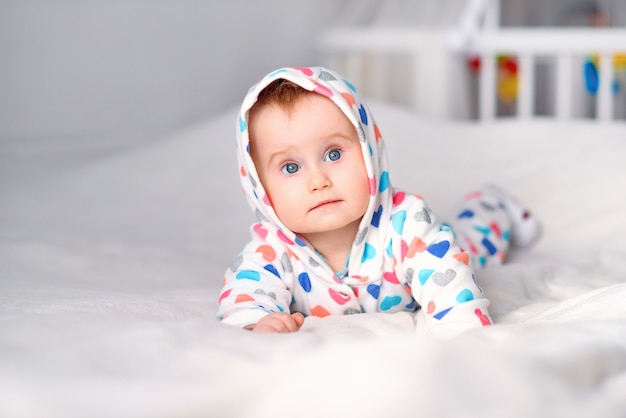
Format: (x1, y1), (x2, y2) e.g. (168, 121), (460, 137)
(318, 27), (626, 122)
(475, 28), (626, 122)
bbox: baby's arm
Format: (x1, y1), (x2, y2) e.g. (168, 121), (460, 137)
(399, 196), (492, 338)
(217, 238), (296, 329)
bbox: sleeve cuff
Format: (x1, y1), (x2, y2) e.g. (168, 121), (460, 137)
(220, 308), (271, 329)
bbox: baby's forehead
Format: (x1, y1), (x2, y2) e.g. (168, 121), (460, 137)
(250, 92), (354, 128)
(248, 95), (359, 150)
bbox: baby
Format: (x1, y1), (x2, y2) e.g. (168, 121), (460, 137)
(217, 66), (540, 336)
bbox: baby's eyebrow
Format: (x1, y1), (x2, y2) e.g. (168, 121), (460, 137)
(266, 148), (293, 168)
(323, 131), (358, 143)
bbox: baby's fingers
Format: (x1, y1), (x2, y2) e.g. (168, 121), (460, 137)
(291, 312), (305, 329)
(253, 312), (301, 333)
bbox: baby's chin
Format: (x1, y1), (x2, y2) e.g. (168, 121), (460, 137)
(293, 217), (364, 238)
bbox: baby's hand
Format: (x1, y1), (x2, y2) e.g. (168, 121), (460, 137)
(249, 312), (305, 333)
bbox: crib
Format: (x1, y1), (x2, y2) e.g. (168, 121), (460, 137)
(318, 25), (626, 122)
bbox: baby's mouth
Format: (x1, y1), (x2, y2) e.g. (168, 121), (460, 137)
(310, 199), (341, 211)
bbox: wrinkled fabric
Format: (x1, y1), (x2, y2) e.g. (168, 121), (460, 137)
(217, 67), (496, 336)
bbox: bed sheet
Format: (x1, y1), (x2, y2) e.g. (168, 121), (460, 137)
(1, 102), (626, 418)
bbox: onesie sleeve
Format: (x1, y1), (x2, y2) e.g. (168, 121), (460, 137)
(396, 195), (492, 338)
(217, 235), (293, 328)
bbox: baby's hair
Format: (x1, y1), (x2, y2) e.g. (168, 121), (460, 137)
(247, 79), (318, 159)
(249, 79), (315, 119)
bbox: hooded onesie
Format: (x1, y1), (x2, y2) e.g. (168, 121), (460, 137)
(217, 66), (495, 336)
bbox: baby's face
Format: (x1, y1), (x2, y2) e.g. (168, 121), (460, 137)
(250, 93), (370, 238)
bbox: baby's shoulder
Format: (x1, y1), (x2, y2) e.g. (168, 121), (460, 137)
(388, 188), (441, 235)
(390, 188), (432, 212)
(226, 224), (295, 278)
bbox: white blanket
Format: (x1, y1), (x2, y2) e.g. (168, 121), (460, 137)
(2, 102), (626, 417)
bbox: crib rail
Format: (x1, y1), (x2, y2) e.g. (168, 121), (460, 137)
(475, 28), (626, 122)
(318, 27), (626, 122)
(318, 28), (455, 118)
(318, 28), (464, 119)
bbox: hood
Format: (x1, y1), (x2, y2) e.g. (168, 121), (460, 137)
(236, 66), (393, 281)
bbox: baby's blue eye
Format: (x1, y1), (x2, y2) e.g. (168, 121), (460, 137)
(281, 162), (300, 174)
(325, 149), (342, 162)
